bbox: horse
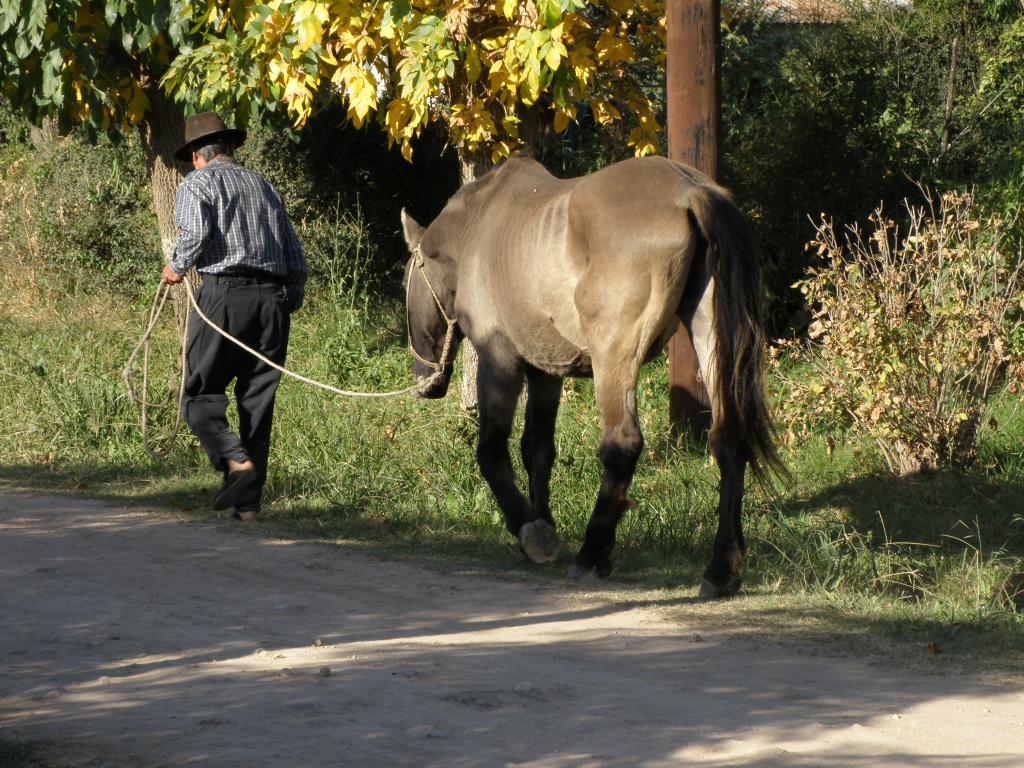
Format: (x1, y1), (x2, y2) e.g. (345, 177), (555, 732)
(401, 155), (782, 598)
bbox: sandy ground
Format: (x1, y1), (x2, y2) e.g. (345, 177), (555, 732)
(1, 490), (1022, 768)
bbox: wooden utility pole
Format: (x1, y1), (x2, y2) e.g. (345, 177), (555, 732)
(666, 0), (720, 435)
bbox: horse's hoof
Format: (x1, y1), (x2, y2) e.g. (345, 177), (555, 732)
(519, 520), (561, 564)
(567, 562), (593, 581)
(698, 575), (743, 600)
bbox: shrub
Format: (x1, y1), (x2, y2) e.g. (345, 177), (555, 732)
(777, 190), (1024, 475)
(0, 116), (161, 300)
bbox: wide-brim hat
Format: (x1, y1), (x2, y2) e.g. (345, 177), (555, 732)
(174, 112), (247, 162)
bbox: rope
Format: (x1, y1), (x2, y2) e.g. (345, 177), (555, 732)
(122, 278), (188, 459)
(123, 261), (460, 454)
(179, 277), (456, 398)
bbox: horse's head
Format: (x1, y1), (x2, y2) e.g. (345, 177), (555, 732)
(401, 209), (460, 399)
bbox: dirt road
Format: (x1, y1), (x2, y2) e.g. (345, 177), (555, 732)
(1, 491), (1022, 767)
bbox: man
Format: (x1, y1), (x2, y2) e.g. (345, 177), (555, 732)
(162, 112), (307, 521)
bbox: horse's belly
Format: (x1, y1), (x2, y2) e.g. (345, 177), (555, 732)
(513, 316), (592, 376)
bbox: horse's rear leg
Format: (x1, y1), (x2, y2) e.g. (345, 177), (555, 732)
(570, 367), (644, 579)
(476, 360), (561, 564)
(700, 427), (747, 598)
(520, 368), (562, 528)
(685, 280), (747, 598)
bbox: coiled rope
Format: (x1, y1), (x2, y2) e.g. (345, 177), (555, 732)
(121, 278), (188, 458)
(123, 257), (458, 457)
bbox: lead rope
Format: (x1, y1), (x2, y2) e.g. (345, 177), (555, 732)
(123, 261), (458, 454)
(123, 278), (189, 459)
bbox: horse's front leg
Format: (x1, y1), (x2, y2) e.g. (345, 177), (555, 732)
(571, 370), (644, 579)
(476, 358), (561, 564)
(520, 367), (563, 528)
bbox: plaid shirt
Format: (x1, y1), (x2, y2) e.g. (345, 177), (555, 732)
(171, 157), (308, 310)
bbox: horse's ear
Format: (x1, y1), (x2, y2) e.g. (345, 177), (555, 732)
(400, 208), (425, 251)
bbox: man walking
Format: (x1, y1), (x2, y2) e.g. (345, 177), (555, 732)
(161, 113), (307, 520)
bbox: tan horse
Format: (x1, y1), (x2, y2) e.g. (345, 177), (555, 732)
(402, 155), (782, 597)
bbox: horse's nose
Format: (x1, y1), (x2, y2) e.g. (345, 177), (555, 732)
(414, 373), (449, 399)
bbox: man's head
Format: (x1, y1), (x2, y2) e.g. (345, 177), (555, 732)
(174, 112), (247, 166)
(191, 138), (233, 170)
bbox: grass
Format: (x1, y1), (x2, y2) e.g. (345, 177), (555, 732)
(2, 241), (1022, 681)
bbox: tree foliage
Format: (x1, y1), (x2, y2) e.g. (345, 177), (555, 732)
(161, 0), (663, 163)
(717, 0), (1024, 334)
(0, 0), (198, 137)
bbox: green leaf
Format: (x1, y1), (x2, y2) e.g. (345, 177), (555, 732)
(27, 0), (46, 45)
(13, 34), (30, 60)
(0, 0), (20, 34)
(121, 22), (135, 51)
(391, 0), (411, 19)
(538, 0), (562, 27)
(40, 56), (58, 100)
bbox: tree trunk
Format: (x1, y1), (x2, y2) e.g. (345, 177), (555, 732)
(28, 117), (59, 149)
(139, 88), (187, 327)
(139, 87), (185, 262)
(456, 147), (492, 415)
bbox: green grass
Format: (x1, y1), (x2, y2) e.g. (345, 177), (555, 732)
(2, 254), (1022, 679)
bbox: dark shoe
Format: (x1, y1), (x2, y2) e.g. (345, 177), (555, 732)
(212, 469), (258, 511)
(231, 509), (259, 522)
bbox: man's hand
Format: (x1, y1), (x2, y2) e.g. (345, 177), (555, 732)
(162, 264), (184, 284)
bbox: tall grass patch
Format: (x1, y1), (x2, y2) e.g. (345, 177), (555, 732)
(2, 248), (1022, 655)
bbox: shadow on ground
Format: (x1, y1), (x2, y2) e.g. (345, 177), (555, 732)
(1, 489), (1022, 768)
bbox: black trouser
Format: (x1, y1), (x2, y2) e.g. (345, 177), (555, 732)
(183, 274), (291, 512)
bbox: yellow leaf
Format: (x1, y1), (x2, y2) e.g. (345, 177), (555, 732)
(320, 48), (338, 67)
(569, 45), (595, 89)
(465, 41), (481, 83)
(628, 127), (657, 156)
(553, 108), (569, 133)
(595, 29), (634, 65)
(544, 43), (562, 70)
(268, 56), (287, 82)
(491, 140), (514, 165)
(125, 82), (149, 124)
(296, 17), (322, 52)
(339, 63), (377, 127)
(521, 62), (541, 104)
(480, 33), (507, 51)
(500, 0), (516, 20)
(591, 99), (620, 125)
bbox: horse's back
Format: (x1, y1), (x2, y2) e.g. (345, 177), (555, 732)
(568, 156), (717, 256)
(567, 157), (715, 367)
(459, 156), (718, 376)
(454, 159), (587, 372)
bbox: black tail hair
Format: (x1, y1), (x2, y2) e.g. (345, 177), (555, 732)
(687, 186), (785, 482)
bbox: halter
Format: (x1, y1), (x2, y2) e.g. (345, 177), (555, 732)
(406, 246), (459, 377)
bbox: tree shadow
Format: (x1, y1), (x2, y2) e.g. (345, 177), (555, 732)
(780, 467), (1024, 557)
(2, 487), (1022, 768)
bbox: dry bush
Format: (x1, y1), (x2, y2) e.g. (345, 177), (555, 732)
(777, 191), (1024, 475)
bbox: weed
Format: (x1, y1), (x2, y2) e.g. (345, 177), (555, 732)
(778, 191), (1024, 474)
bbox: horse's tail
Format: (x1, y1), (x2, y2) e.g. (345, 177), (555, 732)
(686, 185), (785, 483)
